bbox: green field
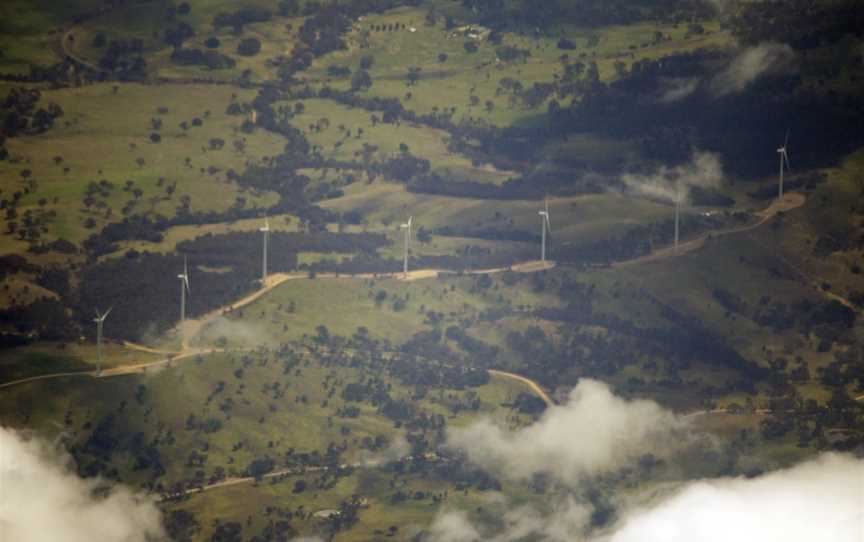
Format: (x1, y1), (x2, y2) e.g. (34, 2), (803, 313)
(0, 83), (282, 250)
(1, 2), (863, 540)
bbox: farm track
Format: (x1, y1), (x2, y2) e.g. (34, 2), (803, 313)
(613, 193), (806, 268)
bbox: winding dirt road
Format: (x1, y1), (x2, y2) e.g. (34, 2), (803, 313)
(614, 193), (806, 268)
(0, 193), (822, 410)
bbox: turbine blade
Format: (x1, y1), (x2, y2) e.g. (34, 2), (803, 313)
(103, 307), (112, 319)
(784, 150), (791, 171)
(784, 129), (789, 148)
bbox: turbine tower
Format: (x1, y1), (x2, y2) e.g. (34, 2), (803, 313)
(400, 216), (413, 277)
(674, 190), (681, 253)
(93, 307), (112, 374)
(177, 256), (190, 323)
(260, 216), (270, 284)
(539, 198), (551, 262)
(777, 131), (791, 199)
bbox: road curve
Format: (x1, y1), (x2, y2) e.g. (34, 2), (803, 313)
(488, 369), (555, 407)
(614, 193), (806, 268)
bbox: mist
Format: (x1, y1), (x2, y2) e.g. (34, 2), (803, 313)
(0, 427), (165, 542)
(659, 42), (797, 102)
(711, 43), (797, 96)
(429, 498), (594, 542)
(621, 152), (724, 204)
(446, 379), (690, 485)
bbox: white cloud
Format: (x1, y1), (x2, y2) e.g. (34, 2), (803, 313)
(428, 453), (864, 542)
(603, 453), (864, 542)
(622, 151), (724, 203)
(429, 498), (592, 542)
(658, 77), (701, 103)
(356, 434), (411, 467)
(0, 427), (165, 542)
(428, 510), (483, 542)
(446, 379), (689, 485)
(711, 43), (796, 96)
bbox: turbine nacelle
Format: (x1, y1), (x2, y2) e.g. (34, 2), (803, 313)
(178, 257), (191, 293)
(94, 307), (112, 323)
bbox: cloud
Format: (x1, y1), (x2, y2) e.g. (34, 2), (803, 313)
(199, 316), (276, 347)
(446, 379), (690, 485)
(428, 498), (593, 542)
(428, 510), (482, 542)
(428, 453), (864, 542)
(658, 77), (701, 103)
(0, 427), (165, 542)
(356, 434), (411, 467)
(711, 43), (796, 96)
(621, 152), (724, 203)
(658, 43), (796, 102)
(603, 453), (864, 542)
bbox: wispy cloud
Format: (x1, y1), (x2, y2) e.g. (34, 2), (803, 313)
(711, 43), (796, 97)
(621, 152), (724, 203)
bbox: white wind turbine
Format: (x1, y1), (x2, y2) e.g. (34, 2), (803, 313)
(777, 131), (791, 199)
(539, 198), (552, 262)
(260, 216), (270, 284)
(93, 307), (112, 374)
(177, 256), (191, 323)
(400, 216), (413, 277)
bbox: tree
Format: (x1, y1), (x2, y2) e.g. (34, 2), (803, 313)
(237, 38), (261, 56)
(405, 66), (422, 86)
(204, 37), (220, 49)
(149, 132), (161, 143)
(165, 510), (200, 542)
(438, 52), (448, 63)
(359, 54), (374, 70)
(351, 69), (372, 91)
(464, 41), (478, 53)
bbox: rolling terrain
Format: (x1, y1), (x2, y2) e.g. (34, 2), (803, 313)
(1, 1), (863, 541)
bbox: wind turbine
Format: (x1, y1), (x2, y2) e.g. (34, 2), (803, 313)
(177, 256), (190, 323)
(777, 131), (791, 199)
(93, 307), (112, 374)
(400, 215), (413, 277)
(260, 216), (270, 284)
(539, 198), (551, 262)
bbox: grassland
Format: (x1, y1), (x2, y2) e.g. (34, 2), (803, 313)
(0, 0), (106, 74)
(322, 179), (677, 243)
(0, 341), (163, 383)
(0, 346), (534, 486)
(0, 82), (282, 251)
(0, 2), (861, 540)
(304, 7), (732, 126)
(195, 272), (560, 348)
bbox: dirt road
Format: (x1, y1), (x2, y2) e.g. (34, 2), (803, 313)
(488, 369), (555, 407)
(614, 193), (806, 268)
